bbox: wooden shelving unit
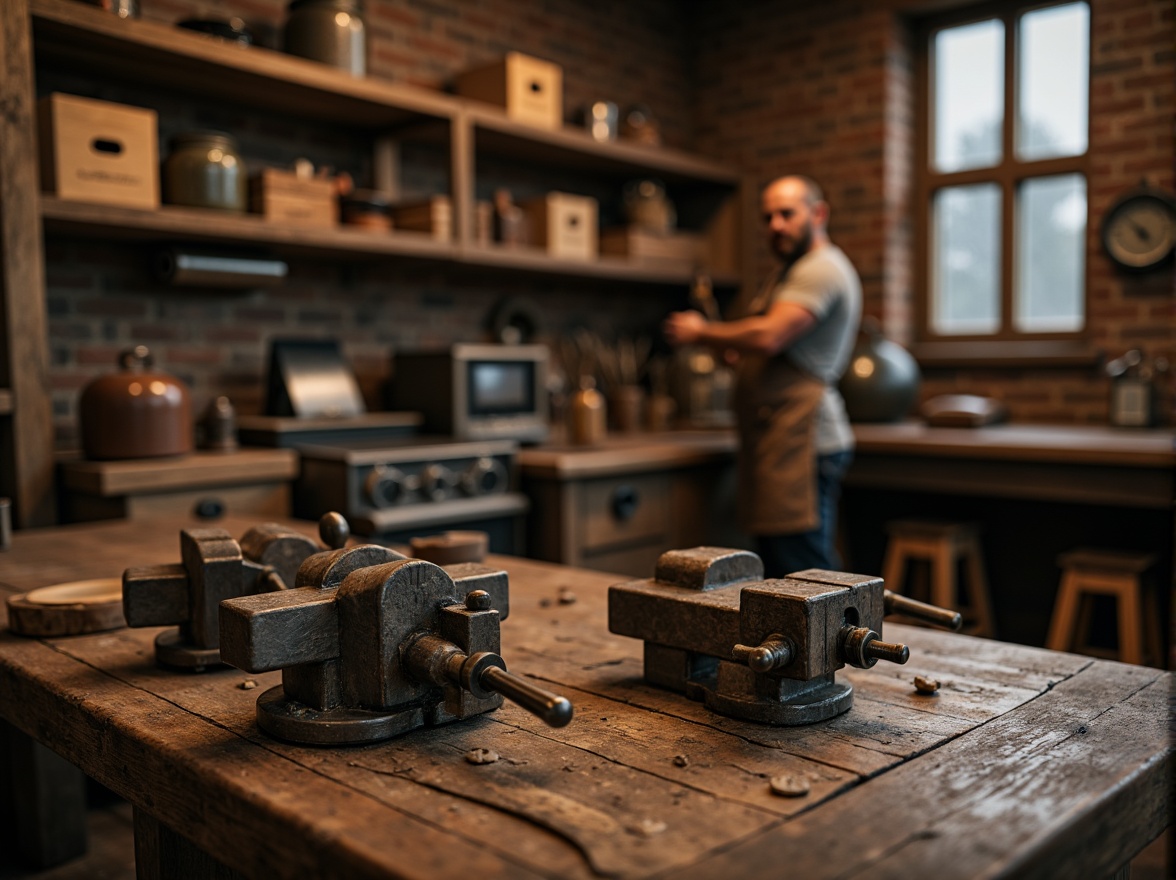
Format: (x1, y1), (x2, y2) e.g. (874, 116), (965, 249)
(0, 0), (745, 526)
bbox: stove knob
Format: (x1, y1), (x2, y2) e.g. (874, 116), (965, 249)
(461, 456), (507, 496)
(366, 465), (408, 508)
(419, 463), (453, 502)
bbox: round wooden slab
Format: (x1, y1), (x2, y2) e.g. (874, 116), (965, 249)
(6, 577), (127, 637)
(409, 530), (489, 565)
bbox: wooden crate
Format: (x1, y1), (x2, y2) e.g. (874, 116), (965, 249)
(522, 192), (598, 260)
(600, 227), (706, 266)
(455, 52), (563, 130)
(391, 195), (453, 241)
(249, 169), (337, 228)
(38, 93), (159, 209)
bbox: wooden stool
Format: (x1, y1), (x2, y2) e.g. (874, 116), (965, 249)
(1046, 548), (1161, 666)
(882, 519), (996, 637)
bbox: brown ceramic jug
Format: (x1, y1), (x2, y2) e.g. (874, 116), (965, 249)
(79, 346), (193, 459)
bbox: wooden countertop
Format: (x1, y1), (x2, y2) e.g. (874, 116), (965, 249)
(852, 422), (1175, 468)
(0, 515), (1169, 879)
(518, 429), (737, 479)
(58, 448), (299, 495)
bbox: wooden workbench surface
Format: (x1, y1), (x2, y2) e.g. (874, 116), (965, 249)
(0, 515), (1170, 879)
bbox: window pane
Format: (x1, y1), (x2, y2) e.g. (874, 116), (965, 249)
(1015, 174), (1086, 332)
(932, 184), (1001, 335)
(1018, 3), (1089, 160)
(933, 19), (1004, 172)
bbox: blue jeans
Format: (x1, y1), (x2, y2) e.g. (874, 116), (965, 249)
(755, 449), (853, 577)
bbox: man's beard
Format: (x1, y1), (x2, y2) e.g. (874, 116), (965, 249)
(772, 222), (813, 265)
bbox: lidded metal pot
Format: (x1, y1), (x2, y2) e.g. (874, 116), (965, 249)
(284, 0), (367, 76)
(163, 131), (247, 212)
(79, 346), (193, 460)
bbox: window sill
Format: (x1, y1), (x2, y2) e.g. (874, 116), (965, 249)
(910, 340), (1104, 369)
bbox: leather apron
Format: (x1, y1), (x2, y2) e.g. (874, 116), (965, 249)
(731, 276), (825, 535)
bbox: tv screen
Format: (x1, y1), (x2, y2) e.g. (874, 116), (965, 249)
(468, 361), (534, 415)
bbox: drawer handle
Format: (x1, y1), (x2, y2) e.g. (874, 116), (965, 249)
(611, 485), (640, 522)
(193, 497), (225, 520)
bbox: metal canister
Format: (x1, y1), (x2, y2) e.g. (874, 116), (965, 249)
(163, 132), (247, 212)
(284, 0), (367, 77)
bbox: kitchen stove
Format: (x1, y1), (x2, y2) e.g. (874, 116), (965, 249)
(293, 436), (529, 553)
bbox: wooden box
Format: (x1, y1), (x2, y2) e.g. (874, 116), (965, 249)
(600, 228), (706, 266)
(455, 52), (563, 130)
(38, 93), (159, 209)
(249, 169), (337, 228)
(391, 195), (452, 241)
(522, 193), (598, 260)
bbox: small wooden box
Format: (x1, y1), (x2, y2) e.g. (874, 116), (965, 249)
(600, 228), (706, 266)
(249, 169), (337, 228)
(455, 52), (563, 130)
(391, 195), (452, 241)
(38, 93), (159, 209)
(522, 193), (598, 260)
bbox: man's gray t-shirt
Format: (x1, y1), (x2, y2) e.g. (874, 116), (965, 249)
(769, 244), (861, 454)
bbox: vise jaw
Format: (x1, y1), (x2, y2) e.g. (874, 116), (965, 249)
(122, 517), (345, 671)
(219, 549), (573, 745)
(609, 547), (929, 725)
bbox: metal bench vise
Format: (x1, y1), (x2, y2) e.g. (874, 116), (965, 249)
(122, 515), (350, 671)
(218, 548), (574, 745)
(609, 546), (962, 725)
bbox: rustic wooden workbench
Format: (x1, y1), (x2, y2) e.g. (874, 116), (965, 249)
(0, 514), (1170, 879)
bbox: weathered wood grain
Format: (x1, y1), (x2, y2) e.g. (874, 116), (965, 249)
(0, 516), (1170, 879)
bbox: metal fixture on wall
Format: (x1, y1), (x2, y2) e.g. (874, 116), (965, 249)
(154, 248), (288, 288)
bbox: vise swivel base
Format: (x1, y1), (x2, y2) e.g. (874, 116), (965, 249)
(219, 546), (573, 746)
(609, 547), (961, 726)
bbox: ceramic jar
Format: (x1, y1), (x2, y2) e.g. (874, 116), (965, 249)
(569, 377), (606, 445)
(79, 346), (193, 460)
(163, 132), (247, 212)
(284, 0), (366, 76)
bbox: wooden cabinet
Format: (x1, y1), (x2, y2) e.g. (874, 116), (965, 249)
(0, 0), (746, 528)
(58, 448), (299, 523)
(520, 431), (747, 577)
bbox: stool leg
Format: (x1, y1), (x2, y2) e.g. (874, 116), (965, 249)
(963, 536), (995, 638)
(883, 544), (907, 597)
(1047, 572), (1082, 653)
(931, 541), (956, 619)
(1116, 578), (1144, 666)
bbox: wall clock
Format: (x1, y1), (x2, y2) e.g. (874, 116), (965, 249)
(1100, 185), (1176, 273)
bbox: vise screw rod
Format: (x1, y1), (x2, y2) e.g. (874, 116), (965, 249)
(884, 590), (963, 631)
(410, 635), (574, 728)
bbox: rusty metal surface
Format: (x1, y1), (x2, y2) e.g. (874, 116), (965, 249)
(121, 515), (344, 671)
(219, 548), (572, 745)
(609, 547), (958, 725)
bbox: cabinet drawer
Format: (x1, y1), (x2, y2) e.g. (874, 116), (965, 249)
(579, 473), (669, 552)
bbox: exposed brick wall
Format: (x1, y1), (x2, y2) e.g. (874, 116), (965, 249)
(44, 0), (698, 445)
(42, 0), (1175, 443)
(691, 0), (1175, 426)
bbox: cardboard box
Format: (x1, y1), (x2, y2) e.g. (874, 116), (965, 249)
(455, 52), (563, 130)
(600, 228), (706, 266)
(38, 93), (159, 209)
(522, 192), (598, 260)
(249, 169), (337, 228)
(391, 195), (452, 242)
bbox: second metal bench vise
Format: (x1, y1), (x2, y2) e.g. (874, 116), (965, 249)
(609, 546), (961, 725)
(219, 547), (574, 745)
(121, 516), (348, 670)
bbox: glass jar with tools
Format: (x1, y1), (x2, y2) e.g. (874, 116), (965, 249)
(163, 132), (247, 212)
(284, 0), (367, 76)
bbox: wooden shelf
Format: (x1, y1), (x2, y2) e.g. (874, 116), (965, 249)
(41, 196), (738, 287)
(467, 107), (739, 187)
(29, 0), (458, 129)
